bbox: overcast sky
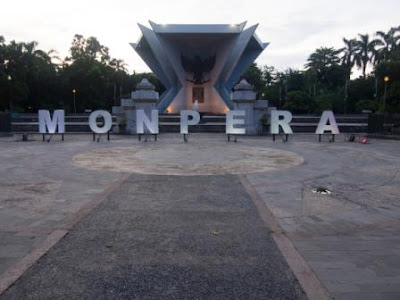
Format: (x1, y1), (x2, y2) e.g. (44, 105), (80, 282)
(1, 0), (399, 74)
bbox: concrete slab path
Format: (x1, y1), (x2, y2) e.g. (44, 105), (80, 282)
(1, 173), (305, 299)
(1, 133), (400, 299)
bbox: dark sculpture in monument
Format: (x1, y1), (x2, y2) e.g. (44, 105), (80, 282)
(180, 54), (216, 85)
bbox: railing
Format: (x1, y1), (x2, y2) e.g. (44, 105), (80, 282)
(368, 114), (400, 136)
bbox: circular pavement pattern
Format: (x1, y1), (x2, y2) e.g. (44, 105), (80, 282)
(73, 142), (304, 175)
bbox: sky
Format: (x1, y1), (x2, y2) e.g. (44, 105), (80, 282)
(1, 0), (399, 75)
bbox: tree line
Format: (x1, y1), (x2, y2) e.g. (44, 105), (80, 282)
(1, 26), (399, 115)
(0, 34), (162, 113)
(244, 25), (400, 114)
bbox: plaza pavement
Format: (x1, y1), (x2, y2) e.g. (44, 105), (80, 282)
(0, 133), (399, 299)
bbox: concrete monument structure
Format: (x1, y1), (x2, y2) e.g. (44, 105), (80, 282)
(130, 21), (268, 113)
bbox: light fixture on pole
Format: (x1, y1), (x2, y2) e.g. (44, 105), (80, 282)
(383, 76), (390, 114)
(72, 89), (77, 114)
(382, 75), (390, 133)
(7, 75), (12, 112)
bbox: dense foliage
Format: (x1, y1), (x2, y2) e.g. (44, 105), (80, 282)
(0, 35), (162, 113)
(1, 25), (399, 114)
(243, 25), (400, 114)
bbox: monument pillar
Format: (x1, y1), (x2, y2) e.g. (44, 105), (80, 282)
(231, 79), (257, 135)
(112, 78), (159, 134)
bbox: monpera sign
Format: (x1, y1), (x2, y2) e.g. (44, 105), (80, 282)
(38, 109), (340, 136)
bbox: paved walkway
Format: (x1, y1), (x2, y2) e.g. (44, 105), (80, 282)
(1, 174), (305, 299)
(0, 133), (400, 299)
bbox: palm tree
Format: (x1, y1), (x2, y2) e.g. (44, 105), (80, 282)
(46, 49), (62, 68)
(305, 47), (341, 71)
(340, 38), (358, 78)
(110, 58), (128, 72)
(375, 27), (400, 62)
(340, 38), (359, 113)
(355, 34), (380, 77)
(21, 41), (54, 66)
(305, 47), (342, 90)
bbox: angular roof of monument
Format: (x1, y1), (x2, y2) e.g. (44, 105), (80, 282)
(130, 21), (269, 112)
(147, 21), (248, 34)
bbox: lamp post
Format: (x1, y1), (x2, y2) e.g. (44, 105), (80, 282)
(344, 78), (349, 114)
(7, 75), (12, 113)
(382, 76), (390, 133)
(383, 76), (389, 114)
(72, 89), (76, 114)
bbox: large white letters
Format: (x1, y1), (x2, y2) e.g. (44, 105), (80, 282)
(180, 110), (200, 134)
(36, 108), (341, 139)
(315, 110), (339, 134)
(270, 110), (293, 134)
(38, 110), (65, 134)
(136, 110), (159, 134)
(89, 110), (112, 134)
(226, 110), (246, 134)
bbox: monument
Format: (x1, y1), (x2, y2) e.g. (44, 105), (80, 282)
(130, 21), (268, 113)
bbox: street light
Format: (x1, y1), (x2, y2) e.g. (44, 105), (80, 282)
(383, 76), (390, 115)
(382, 76), (390, 133)
(72, 89), (76, 114)
(7, 75), (12, 112)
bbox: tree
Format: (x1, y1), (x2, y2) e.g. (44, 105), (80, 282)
(243, 63), (266, 95)
(2, 25), (399, 114)
(375, 48), (400, 113)
(375, 26), (400, 63)
(0, 36), (8, 110)
(314, 92), (338, 113)
(340, 38), (359, 78)
(305, 47), (346, 92)
(0, 39), (60, 111)
(109, 59), (128, 72)
(60, 35), (134, 112)
(339, 38), (360, 112)
(262, 65), (276, 86)
(347, 76), (376, 112)
(355, 34), (380, 77)
(305, 47), (341, 71)
(283, 90), (315, 114)
(68, 35), (110, 63)
(355, 99), (379, 113)
(0, 34), (167, 113)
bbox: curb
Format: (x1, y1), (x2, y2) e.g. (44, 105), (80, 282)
(0, 173), (130, 295)
(239, 174), (332, 300)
